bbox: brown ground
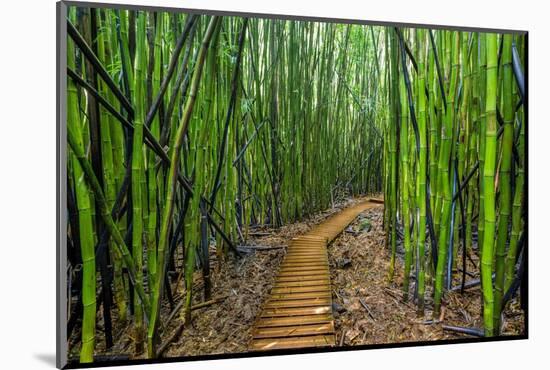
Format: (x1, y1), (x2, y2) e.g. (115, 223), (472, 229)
(329, 206), (524, 346)
(68, 197), (525, 361)
(163, 197), (365, 357)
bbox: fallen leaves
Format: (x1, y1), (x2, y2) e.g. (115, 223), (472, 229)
(328, 206), (524, 347)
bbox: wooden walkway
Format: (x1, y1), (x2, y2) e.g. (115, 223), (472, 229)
(249, 199), (382, 351)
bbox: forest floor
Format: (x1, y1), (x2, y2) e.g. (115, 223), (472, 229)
(328, 207), (525, 346)
(70, 196), (525, 361)
(163, 197), (365, 357)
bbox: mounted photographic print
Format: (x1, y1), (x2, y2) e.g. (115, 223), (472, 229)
(56, 1), (527, 368)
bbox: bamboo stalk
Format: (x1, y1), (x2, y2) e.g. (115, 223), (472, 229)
(146, 16), (220, 359)
(493, 34), (514, 333)
(68, 37), (96, 363)
(480, 32), (499, 337)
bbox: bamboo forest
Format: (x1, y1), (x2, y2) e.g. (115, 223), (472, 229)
(63, 4), (526, 365)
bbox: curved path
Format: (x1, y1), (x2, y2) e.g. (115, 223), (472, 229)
(250, 198), (383, 351)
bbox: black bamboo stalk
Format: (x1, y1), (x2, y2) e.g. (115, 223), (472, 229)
(429, 29), (447, 111)
(511, 42), (525, 102)
(67, 20), (134, 117)
(442, 325), (485, 337)
(396, 28), (420, 155)
(200, 199), (211, 300)
(160, 20), (199, 147)
(209, 18), (249, 211)
(144, 15), (197, 129)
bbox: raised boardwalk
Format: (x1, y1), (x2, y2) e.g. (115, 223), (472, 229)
(249, 199), (383, 351)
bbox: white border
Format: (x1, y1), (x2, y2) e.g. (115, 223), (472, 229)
(1, 0), (546, 369)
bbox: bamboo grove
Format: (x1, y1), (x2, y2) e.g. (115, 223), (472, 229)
(66, 7), (385, 362)
(65, 5), (525, 363)
(383, 29), (526, 337)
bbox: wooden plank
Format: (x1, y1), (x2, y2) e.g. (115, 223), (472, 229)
(285, 251), (326, 254)
(281, 260), (328, 266)
(279, 264), (328, 270)
(289, 243), (325, 247)
(279, 267), (328, 273)
(290, 239), (325, 243)
(282, 261), (328, 266)
(266, 292), (332, 307)
(288, 244), (325, 247)
(287, 247), (325, 252)
(278, 270), (330, 277)
(284, 255), (326, 259)
(292, 236), (326, 241)
(264, 297), (331, 308)
(256, 314), (332, 327)
(287, 250), (325, 253)
(282, 257), (328, 263)
(253, 322), (334, 338)
(284, 253), (327, 258)
(284, 266), (326, 271)
(284, 255), (326, 260)
(276, 274), (330, 282)
(274, 279), (330, 288)
(278, 270), (329, 276)
(250, 335), (336, 350)
(271, 285), (330, 294)
(261, 306), (332, 317)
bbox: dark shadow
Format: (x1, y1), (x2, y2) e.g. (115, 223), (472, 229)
(34, 353), (57, 367)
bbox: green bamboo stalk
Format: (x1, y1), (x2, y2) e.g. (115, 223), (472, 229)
(478, 32), (487, 280)
(399, 60), (412, 299)
(106, 8), (128, 324)
(68, 38), (96, 363)
(504, 113), (524, 292)
(95, 11), (128, 330)
(146, 12), (163, 303)
(427, 34), (439, 220)
(185, 16), (221, 317)
(434, 32), (460, 317)
(465, 34), (479, 260)
(481, 32), (498, 337)
(432, 31), (445, 251)
(416, 29), (428, 313)
(493, 34), (514, 332)
(131, 11), (147, 354)
(387, 31), (399, 282)
(147, 16), (220, 359)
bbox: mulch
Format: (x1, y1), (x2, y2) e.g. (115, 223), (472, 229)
(329, 206), (525, 346)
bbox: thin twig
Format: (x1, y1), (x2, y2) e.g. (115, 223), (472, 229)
(359, 297), (376, 321)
